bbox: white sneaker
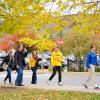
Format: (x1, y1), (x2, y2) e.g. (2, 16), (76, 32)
(47, 80), (51, 85)
(4, 81), (6, 84)
(83, 83), (88, 89)
(10, 83), (13, 85)
(58, 82), (63, 86)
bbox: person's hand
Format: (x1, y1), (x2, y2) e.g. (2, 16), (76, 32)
(24, 48), (27, 52)
(16, 65), (19, 69)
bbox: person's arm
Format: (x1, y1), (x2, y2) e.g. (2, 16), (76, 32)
(59, 52), (64, 62)
(96, 54), (98, 66)
(23, 48), (28, 57)
(86, 53), (91, 69)
(29, 57), (32, 69)
(51, 52), (55, 66)
(14, 51), (19, 68)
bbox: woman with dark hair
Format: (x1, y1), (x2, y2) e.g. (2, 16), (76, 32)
(0, 50), (13, 84)
(29, 50), (41, 84)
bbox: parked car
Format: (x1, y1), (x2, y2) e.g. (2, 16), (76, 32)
(0, 51), (7, 59)
(38, 53), (51, 69)
(24, 53), (31, 70)
(62, 56), (67, 66)
(0, 51), (7, 71)
(66, 53), (77, 62)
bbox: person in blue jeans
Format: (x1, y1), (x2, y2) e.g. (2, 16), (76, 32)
(29, 50), (41, 84)
(0, 50), (13, 84)
(14, 44), (27, 86)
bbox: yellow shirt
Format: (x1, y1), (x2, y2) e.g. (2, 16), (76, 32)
(29, 56), (37, 69)
(51, 50), (63, 67)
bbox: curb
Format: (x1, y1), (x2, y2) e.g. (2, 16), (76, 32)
(0, 84), (100, 94)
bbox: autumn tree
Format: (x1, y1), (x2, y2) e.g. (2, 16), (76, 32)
(0, 0), (100, 55)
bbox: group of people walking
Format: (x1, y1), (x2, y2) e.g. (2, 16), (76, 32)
(0, 43), (100, 89)
(0, 43), (64, 86)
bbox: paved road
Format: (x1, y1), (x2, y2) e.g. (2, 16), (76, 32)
(0, 70), (100, 93)
(0, 70), (100, 86)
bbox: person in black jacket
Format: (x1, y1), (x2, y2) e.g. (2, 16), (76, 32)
(14, 44), (27, 86)
(0, 50), (13, 84)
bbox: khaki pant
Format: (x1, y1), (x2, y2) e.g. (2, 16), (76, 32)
(85, 64), (96, 86)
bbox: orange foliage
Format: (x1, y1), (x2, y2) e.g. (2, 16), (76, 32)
(0, 40), (9, 51)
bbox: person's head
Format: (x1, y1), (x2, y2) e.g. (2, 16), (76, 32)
(8, 50), (13, 56)
(90, 45), (96, 52)
(32, 50), (37, 60)
(17, 43), (24, 51)
(32, 50), (37, 56)
(53, 46), (59, 52)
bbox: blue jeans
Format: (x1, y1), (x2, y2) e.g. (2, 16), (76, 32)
(4, 67), (11, 83)
(15, 66), (23, 85)
(31, 67), (37, 84)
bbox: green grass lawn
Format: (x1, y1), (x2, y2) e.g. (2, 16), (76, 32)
(0, 87), (100, 100)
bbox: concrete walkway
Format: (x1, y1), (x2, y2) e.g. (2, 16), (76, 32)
(0, 70), (100, 94)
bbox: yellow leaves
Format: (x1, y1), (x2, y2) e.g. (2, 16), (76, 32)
(37, 39), (56, 51)
(19, 37), (38, 47)
(33, 3), (43, 11)
(54, 26), (62, 33)
(0, 33), (4, 37)
(19, 36), (56, 52)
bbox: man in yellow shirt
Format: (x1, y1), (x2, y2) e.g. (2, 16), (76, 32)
(47, 47), (64, 86)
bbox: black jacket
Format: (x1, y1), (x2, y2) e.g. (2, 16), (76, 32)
(0, 55), (13, 69)
(14, 50), (27, 67)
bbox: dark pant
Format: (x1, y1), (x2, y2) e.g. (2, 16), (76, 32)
(31, 67), (37, 84)
(4, 67), (11, 83)
(15, 66), (23, 85)
(49, 66), (62, 83)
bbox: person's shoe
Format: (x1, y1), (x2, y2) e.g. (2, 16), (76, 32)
(31, 82), (36, 84)
(15, 83), (24, 86)
(94, 86), (100, 90)
(4, 81), (6, 84)
(58, 82), (63, 86)
(83, 83), (88, 89)
(10, 82), (13, 85)
(18, 84), (24, 86)
(15, 83), (18, 86)
(47, 80), (51, 85)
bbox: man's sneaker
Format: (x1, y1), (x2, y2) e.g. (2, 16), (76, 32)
(58, 82), (63, 86)
(47, 80), (51, 85)
(94, 86), (100, 90)
(83, 83), (88, 89)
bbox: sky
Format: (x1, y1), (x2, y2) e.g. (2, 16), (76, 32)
(45, 0), (100, 15)
(0, 0), (99, 15)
